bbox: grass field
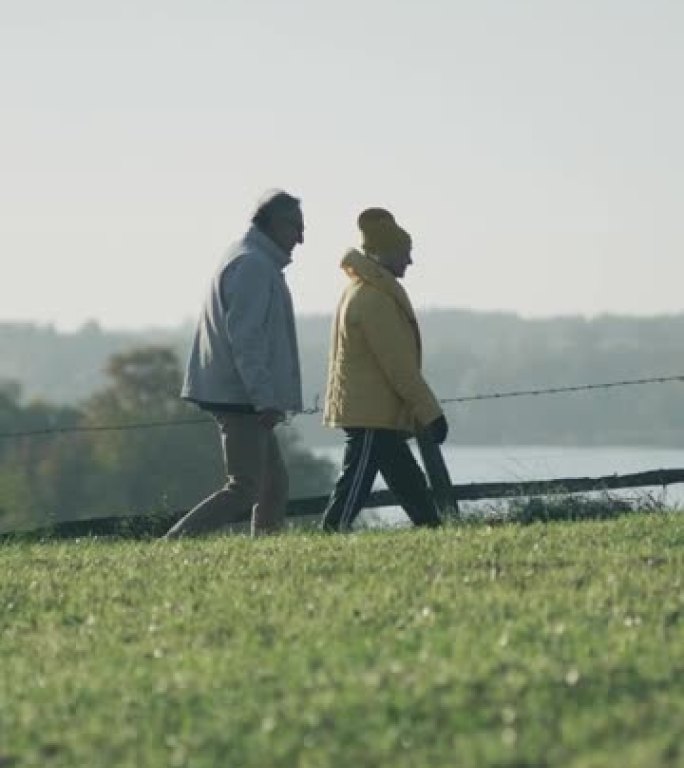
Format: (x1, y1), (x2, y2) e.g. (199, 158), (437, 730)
(1, 513), (683, 767)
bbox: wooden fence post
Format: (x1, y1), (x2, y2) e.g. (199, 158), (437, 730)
(416, 435), (460, 520)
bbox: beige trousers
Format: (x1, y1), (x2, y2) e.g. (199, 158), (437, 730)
(165, 412), (289, 538)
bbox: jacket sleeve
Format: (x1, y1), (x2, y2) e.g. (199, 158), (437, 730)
(357, 291), (443, 427)
(221, 256), (277, 411)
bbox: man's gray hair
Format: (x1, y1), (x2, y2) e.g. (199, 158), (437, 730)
(251, 189), (301, 229)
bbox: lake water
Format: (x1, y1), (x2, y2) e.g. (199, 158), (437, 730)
(312, 444), (684, 523)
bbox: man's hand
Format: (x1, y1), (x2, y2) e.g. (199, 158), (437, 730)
(257, 408), (285, 430)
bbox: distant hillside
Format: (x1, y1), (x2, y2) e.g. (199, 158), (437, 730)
(3, 310), (684, 446)
(0, 320), (192, 405)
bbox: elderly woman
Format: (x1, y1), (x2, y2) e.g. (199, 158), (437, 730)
(321, 208), (448, 532)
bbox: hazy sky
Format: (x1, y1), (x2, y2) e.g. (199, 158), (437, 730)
(1, 0), (682, 330)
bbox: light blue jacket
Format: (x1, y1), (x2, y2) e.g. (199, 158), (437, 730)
(181, 226), (303, 413)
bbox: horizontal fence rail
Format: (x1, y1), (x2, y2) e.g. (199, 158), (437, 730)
(2, 467), (682, 541)
(289, 467), (684, 511)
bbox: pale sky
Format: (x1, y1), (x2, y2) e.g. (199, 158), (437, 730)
(1, 0), (682, 330)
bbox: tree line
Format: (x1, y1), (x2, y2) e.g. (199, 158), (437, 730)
(2, 309), (684, 448)
(0, 347), (335, 533)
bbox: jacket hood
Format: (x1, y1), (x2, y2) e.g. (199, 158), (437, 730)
(340, 248), (415, 321)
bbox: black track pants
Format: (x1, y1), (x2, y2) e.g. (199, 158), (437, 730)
(321, 428), (442, 532)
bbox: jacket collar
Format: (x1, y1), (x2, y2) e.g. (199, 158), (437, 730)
(340, 249), (416, 321)
(244, 225), (292, 269)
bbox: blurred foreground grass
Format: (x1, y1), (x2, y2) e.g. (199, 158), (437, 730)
(1, 514), (683, 767)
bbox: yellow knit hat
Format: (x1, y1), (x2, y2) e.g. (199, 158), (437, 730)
(357, 208), (411, 257)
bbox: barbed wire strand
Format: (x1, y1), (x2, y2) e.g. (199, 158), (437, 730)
(439, 374), (684, 404)
(1, 373), (683, 440)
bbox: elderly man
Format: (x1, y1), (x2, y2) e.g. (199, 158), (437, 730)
(165, 190), (304, 538)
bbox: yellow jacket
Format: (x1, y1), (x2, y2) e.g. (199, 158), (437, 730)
(324, 249), (443, 432)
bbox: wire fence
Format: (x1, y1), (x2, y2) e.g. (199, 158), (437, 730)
(2, 372), (684, 538)
(1, 373), (683, 440)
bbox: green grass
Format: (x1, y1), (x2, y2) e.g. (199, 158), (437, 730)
(1, 514), (683, 768)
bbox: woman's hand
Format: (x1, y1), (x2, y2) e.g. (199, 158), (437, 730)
(425, 414), (448, 445)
